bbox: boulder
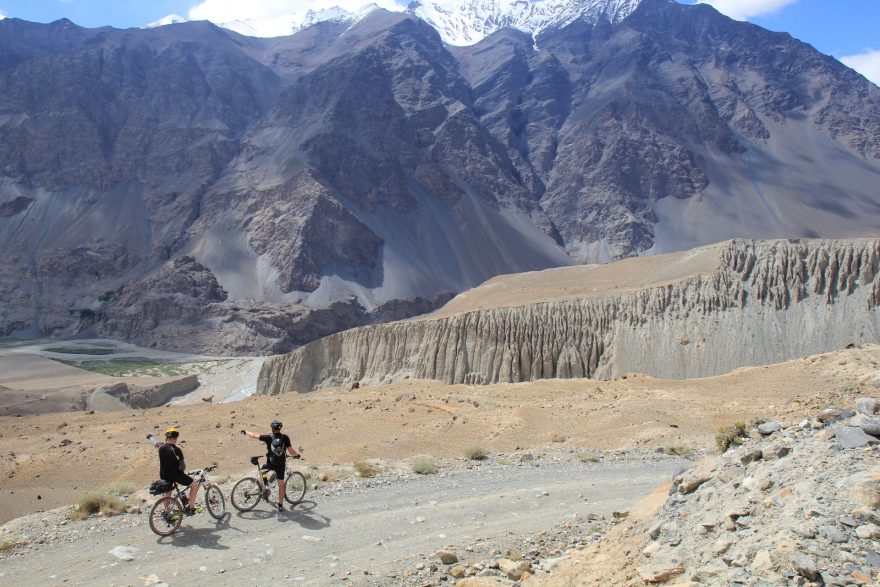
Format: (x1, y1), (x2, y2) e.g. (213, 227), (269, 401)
(757, 422), (781, 435)
(818, 409), (855, 424)
(740, 449), (763, 465)
(849, 472), (880, 508)
(496, 559), (531, 580)
(856, 397), (879, 416)
(676, 457), (719, 494)
(834, 427), (880, 448)
(848, 413), (880, 437)
(856, 524), (880, 539)
(818, 525), (848, 543)
(791, 554), (821, 581)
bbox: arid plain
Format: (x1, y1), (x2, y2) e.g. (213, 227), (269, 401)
(2, 343), (877, 524)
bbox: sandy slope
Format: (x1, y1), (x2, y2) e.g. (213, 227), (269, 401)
(1, 344), (877, 524)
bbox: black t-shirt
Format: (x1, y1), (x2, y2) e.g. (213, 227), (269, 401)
(158, 443), (185, 480)
(259, 433), (291, 464)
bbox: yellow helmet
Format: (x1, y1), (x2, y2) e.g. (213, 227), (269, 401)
(164, 427), (180, 438)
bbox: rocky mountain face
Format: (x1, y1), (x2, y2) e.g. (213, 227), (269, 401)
(1, 0), (879, 354)
(257, 239), (880, 393)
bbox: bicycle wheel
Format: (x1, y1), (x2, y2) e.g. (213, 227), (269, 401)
(204, 484), (226, 519)
(231, 477), (261, 512)
(284, 471), (307, 505)
(149, 496), (183, 536)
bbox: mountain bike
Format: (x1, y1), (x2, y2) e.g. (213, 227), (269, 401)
(148, 464), (226, 536)
(231, 455), (306, 511)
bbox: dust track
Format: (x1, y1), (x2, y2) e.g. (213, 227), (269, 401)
(0, 459), (683, 586)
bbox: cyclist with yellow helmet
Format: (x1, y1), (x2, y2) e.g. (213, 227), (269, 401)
(147, 427), (199, 515)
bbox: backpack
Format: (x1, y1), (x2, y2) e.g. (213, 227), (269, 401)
(270, 436), (285, 458)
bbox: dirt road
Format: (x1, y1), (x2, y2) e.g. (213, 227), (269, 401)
(0, 457), (684, 586)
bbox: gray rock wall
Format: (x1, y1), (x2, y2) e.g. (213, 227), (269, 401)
(257, 239), (880, 394)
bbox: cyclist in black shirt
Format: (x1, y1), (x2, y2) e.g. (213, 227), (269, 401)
(241, 420), (300, 511)
(147, 428), (199, 515)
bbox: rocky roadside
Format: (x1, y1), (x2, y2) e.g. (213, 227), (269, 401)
(541, 397), (880, 587)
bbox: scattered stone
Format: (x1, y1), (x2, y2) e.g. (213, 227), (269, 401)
(496, 559), (531, 580)
(740, 449), (763, 465)
(856, 524), (880, 539)
(711, 538), (733, 555)
(751, 549), (773, 572)
(834, 427), (880, 448)
(108, 546), (139, 561)
(436, 550), (458, 565)
(818, 409), (855, 424)
(791, 554), (821, 581)
(642, 542), (660, 557)
(856, 398), (879, 416)
(757, 422), (781, 435)
(817, 525), (848, 543)
(638, 565), (686, 583)
(675, 458), (718, 494)
(849, 414), (880, 437)
(849, 472), (880, 508)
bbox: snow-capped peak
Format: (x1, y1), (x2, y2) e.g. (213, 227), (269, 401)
(144, 0), (642, 45)
(144, 14), (188, 29)
(145, 3), (390, 39)
(407, 0), (643, 46)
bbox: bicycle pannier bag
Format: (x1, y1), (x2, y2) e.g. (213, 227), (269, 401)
(149, 480), (173, 495)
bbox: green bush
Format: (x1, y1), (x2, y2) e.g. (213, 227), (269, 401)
(715, 421), (748, 453)
(354, 461), (380, 478)
(464, 445), (487, 461)
(411, 457), (438, 475)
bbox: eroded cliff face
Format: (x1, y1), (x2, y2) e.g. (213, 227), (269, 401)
(257, 239), (880, 393)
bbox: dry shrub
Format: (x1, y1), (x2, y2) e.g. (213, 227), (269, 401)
(354, 461), (380, 478)
(464, 445), (487, 460)
(69, 493), (126, 521)
(715, 421), (748, 453)
(662, 445), (695, 457)
(577, 451), (600, 463)
(411, 456), (438, 475)
(103, 481), (137, 496)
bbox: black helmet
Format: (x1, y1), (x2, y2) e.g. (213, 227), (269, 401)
(270, 437), (285, 456)
(270, 420), (282, 430)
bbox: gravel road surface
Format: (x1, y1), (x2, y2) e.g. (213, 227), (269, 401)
(0, 456), (685, 586)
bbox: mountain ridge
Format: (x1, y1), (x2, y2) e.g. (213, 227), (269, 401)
(0, 4), (878, 353)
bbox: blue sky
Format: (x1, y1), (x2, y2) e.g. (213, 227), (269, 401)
(0, 0), (877, 82)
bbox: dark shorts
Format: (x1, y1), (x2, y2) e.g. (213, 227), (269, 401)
(261, 461), (285, 476)
(162, 470), (194, 488)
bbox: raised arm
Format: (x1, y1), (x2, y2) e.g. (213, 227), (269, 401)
(241, 430), (259, 440)
(146, 433), (161, 448)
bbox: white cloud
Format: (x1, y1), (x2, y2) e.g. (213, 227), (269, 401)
(696, 0), (798, 21)
(841, 49), (880, 87)
(187, 0), (401, 22)
(0, 10), (6, 20)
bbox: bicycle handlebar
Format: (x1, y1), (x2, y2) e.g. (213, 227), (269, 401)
(187, 463), (218, 476)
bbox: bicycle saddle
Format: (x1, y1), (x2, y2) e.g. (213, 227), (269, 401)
(250, 456), (260, 465)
